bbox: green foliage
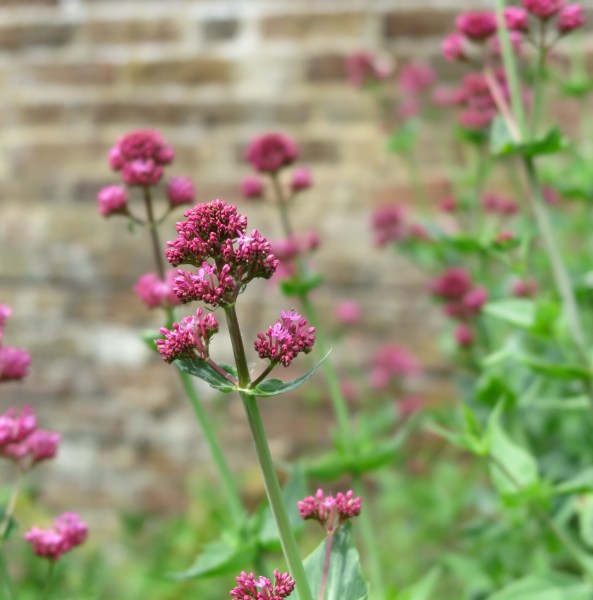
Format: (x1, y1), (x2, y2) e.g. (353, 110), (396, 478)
(303, 523), (368, 600)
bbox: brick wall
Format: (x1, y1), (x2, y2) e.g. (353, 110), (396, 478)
(0, 0), (570, 523)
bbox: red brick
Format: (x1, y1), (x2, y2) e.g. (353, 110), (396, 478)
(306, 53), (347, 82)
(383, 9), (456, 39)
(85, 19), (180, 44)
(261, 12), (364, 39)
(124, 58), (232, 85)
(0, 23), (74, 51)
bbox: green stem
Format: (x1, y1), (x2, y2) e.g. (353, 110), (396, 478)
(0, 467), (21, 540)
(351, 476), (385, 600)
(142, 186), (166, 280)
(0, 548), (17, 600)
(523, 157), (589, 364)
(177, 369), (245, 523)
(240, 392), (313, 600)
(403, 150), (427, 209)
(529, 36), (548, 139)
(494, 0), (526, 139)
(224, 305), (313, 600)
(41, 560), (56, 600)
(298, 294), (354, 447)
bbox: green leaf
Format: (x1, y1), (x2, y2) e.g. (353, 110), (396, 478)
(257, 465), (307, 548)
(577, 493), (593, 549)
(517, 354), (593, 380)
(394, 567), (441, 600)
(483, 299), (536, 329)
(176, 359), (238, 393)
(428, 423), (487, 456)
(487, 573), (593, 599)
(280, 272), (323, 297)
(304, 523), (368, 600)
(245, 351), (330, 398)
(455, 124), (489, 146)
(304, 451), (349, 480)
(168, 537), (255, 580)
(386, 119), (420, 154)
(554, 468), (593, 496)
(490, 117), (566, 157)
(487, 412), (539, 499)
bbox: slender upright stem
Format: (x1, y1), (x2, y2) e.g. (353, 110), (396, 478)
(529, 39), (548, 139)
(298, 294), (354, 447)
(142, 186), (166, 280)
(0, 548), (17, 600)
(352, 476), (386, 600)
(494, 0), (526, 139)
(224, 305), (313, 600)
(318, 532), (334, 600)
(522, 158), (589, 363)
(240, 392), (313, 600)
(41, 560), (56, 600)
(270, 174), (295, 241)
(177, 369), (245, 523)
(0, 467), (22, 540)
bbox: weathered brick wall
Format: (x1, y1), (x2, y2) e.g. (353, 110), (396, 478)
(1, 0), (579, 524)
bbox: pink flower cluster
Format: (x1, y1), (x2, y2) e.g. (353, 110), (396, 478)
(230, 570), (295, 600)
(108, 129), (174, 187)
(482, 193), (519, 217)
(271, 232), (320, 279)
(134, 271), (181, 310)
(25, 512), (88, 561)
(156, 308), (219, 363)
(254, 310), (316, 367)
(298, 489), (362, 534)
(245, 133), (298, 174)
(371, 203), (430, 247)
(0, 405), (61, 469)
(396, 62), (436, 120)
(345, 51), (391, 88)
(370, 344), (420, 391)
(0, 304), (32, 383)
(430, 268), (489, 348)
(166, 201), (278, 306)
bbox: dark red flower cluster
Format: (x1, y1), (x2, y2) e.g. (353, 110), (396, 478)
(25, 513), (88, 561)
(165, 201), (278, 307)
(230, 570), (295, 600)
(0, 405), (61, 469)
(108, 129), (174, 187)
(254, 310), (316, 367)
(431, 267), (488, 324)
(245, 133), (298, 174)
(156, 308), (219, 363)
(298, 489), (362, 534)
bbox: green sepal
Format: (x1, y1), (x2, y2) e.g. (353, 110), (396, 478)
(303, 523), (368, 600)
(176, 359), (238, 393)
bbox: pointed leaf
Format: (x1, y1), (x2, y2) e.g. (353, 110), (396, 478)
(280, 272), (324, 297)
(394, 567), (441, 600)
(176, 359), (238, 393)
(483, 299), (536, 329)
(304, 523), (368, 600)
(245, 351), (330, 397)
(168, 537), (255, 580)
(487, 573), (593, 600)
(488, 413), (539, 498)
(517, 355), (592, 380)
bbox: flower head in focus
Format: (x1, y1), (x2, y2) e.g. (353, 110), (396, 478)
(298, 489), (362, 534)
(254, 310), (316, 367)
(230, 570), (295, 600)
